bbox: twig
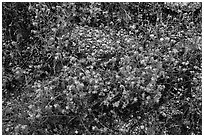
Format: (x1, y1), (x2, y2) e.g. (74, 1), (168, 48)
(89, 110), (115, 134)
(47, 93), (63, 106)
(78, 115), (91, 135)
(41, 114), (77, 125)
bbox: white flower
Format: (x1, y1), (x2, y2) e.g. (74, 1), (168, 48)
(140, 125), (145, 129)
(165, 37), (170, 41)
(160, 38), (164, 41)
(150, 34), (155, 38)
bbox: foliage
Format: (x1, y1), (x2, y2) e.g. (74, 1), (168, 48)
(2, 2), (202, 135)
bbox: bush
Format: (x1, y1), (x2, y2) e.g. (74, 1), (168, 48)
(2, 2), (202, 135)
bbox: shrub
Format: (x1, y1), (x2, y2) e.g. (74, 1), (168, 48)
(2, 2), (202, 135)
